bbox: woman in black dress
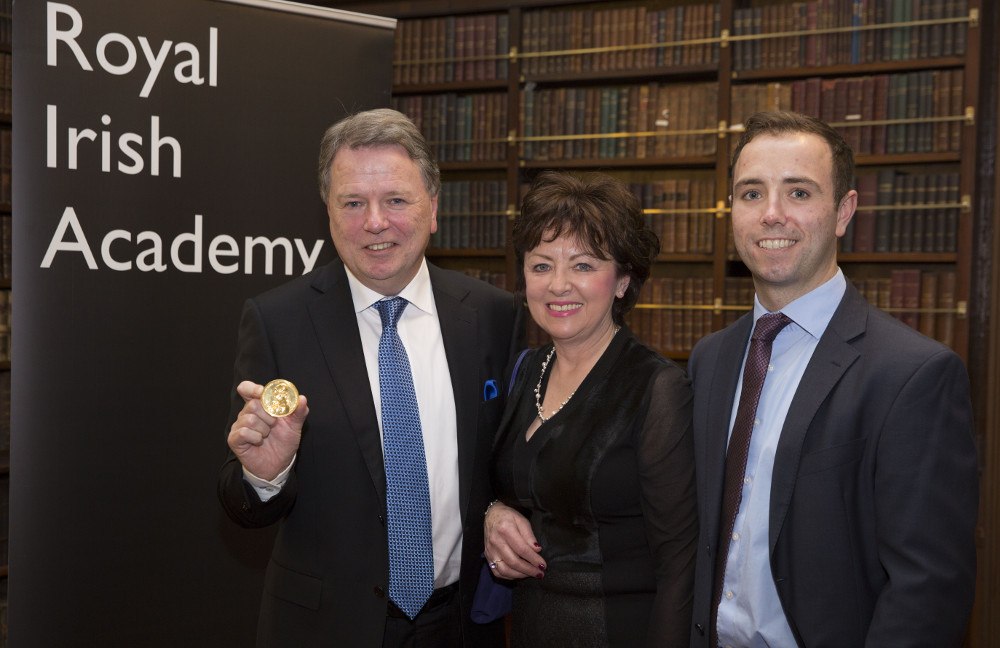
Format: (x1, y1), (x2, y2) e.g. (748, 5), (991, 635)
(484, 171), (697, 647)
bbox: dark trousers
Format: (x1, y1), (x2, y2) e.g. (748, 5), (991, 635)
(383, 584), (462, 648)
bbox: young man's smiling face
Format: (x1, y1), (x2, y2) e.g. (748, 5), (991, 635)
(730, 132), (856, 311)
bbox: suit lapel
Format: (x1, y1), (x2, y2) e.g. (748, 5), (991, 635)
(307, 261), (387, 504)
(429, 265), (478, 523)
(702, 314), (754, 540)
(768, 285), (866, 550)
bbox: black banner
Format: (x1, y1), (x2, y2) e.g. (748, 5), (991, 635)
(11, 1), (393, 643)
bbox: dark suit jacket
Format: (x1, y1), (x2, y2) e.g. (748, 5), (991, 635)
(218, 260), (520, 647)
(688, 283), (978, 647)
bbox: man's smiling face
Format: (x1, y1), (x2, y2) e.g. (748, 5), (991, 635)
(730, 132), (856, 311)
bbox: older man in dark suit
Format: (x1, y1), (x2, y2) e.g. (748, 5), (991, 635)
(689, 111), (978, 647)
(218, 109), (520, 647)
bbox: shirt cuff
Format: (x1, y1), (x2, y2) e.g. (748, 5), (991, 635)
(243, 458), (295, 502)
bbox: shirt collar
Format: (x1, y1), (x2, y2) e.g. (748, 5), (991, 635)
(344, 259), (434, 316)
(753, 268), (846, 340)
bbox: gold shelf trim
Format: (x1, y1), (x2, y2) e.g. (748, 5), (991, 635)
(395, 51), (512, 67)
(519, 35), (720, 60)
(643, 207), (727, 216)
(428, 137), (511, 146)
(881, 304), (967, 317)
(633, 301), (967, 317)
(635, 303), (735, 312)
(729, 111), (973, 134)
(394, 11), (976, 67)
(504, 207), (726, 218)
(723, 13), (976, 46)
(438, 211), (509, 218)
(854, 202), (967, 213)
(518, 127), (718, 143)
(429, 113), (970, 148)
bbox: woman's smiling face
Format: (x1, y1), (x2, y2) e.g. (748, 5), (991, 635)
(523, 231), (629, 347)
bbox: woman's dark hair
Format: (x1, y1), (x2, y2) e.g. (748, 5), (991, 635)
(512, 171), (660, 325)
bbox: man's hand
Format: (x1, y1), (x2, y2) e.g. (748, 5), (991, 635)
(227, 380), (309, 481)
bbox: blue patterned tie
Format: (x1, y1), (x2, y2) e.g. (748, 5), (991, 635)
(375, 297), (435, 620)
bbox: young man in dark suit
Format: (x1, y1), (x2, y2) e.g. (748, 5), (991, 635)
(689, 111), (978, 647)
(218, 108), (520, 647)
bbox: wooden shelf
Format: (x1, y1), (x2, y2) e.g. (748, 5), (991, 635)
(389, 0), (980, 362)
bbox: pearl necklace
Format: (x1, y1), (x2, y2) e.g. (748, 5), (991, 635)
(534, 347), (572, 422)
(534, 326), (620, 422)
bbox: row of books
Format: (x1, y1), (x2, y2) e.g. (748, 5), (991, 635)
(626, 277), (717, 354)
(629, 178), (716, 255)
(392, 93), (507, 163)
(434, 169), (961, 257)
(0, 53), (9, 119)
(393, 13), (509, 86)
(844, 169), (960, 254)
(0, 0), (9, 49)
(0, 128), (8, 206)
(455, 272), (721, 354)
(0, 290), (9, 364)
(452, 270), (959, 354)
(0, 216), (8, 280)
(431, 181), (508, 251)
(394, 73), (961, 162)
(433, 177), (716, 254)
(392, 0), (969, 89)
(732, 0), (968, 71)
(722, 168), (960, 256)
(432, 168), (958, 256)
(719, 271), (957, 348)
(520, 3), (720, 76)
(732, 69), (965, 156)
(458, 268), (507, 292)
(0, 478), (6, 569)
(0, 371), (6, 453)
(858, 269), (958, 346)
(521, 82), (718, 161)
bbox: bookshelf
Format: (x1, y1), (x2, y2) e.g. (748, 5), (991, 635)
(327, 0), (999, 642)
(384, 0), (980, 364)
(0, 0), (11, 644)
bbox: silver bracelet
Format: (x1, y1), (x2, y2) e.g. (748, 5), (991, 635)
(484, 498), (501, 517)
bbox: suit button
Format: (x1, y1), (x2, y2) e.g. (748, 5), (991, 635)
(695, 623), (705, 636)
(374, 586), (386, 599)
(378, 515), (385, 526)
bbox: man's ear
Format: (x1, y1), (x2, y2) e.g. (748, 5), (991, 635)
(835, 189), (858, 238)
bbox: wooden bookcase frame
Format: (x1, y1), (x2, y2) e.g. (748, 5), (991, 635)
(329, 1), (998, 643)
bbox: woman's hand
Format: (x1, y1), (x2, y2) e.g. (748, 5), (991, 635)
(484, 501), (546, 580)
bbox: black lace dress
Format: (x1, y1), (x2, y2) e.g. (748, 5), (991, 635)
(492, 329), (697, 648)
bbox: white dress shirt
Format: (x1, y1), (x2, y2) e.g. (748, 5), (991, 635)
(244, 260), (462, 589)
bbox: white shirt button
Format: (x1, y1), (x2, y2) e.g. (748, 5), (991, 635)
(732, 532), (740, 541)
(744, 476), (752, 485)
(725, 590), (734, 600)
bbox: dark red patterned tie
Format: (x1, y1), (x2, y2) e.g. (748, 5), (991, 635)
(711, 312), (792, 645)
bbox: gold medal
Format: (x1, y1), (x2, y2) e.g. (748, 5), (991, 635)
(261, 379), (299, 417)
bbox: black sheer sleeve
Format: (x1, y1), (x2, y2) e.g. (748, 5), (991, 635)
(637, 365), (697, 648)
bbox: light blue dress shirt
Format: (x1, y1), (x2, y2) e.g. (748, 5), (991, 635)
(716, 270), (846, 648)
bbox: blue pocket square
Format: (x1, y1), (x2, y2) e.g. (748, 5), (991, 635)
(483, 379), (499, 401)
